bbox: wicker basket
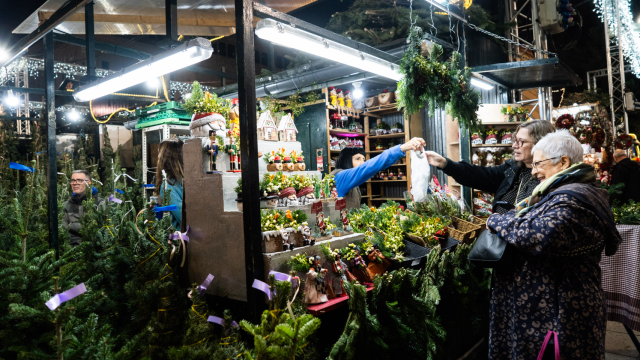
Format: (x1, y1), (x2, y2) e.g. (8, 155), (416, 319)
(471, 216), (487, 234)
(448, 217), (481, 244)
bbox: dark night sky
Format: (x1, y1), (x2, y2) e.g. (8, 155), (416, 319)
(0, 0), (46, 51)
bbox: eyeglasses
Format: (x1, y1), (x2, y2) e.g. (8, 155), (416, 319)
(70, 179), (88, 185)
(531, 157), (559, 171)
(513, 138), (533, 148)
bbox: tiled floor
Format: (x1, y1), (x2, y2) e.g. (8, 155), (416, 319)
(606, 321), (640, 360)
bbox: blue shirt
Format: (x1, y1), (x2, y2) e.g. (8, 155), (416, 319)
(160, 179), (183, 230)
(334, 145), (406, 197)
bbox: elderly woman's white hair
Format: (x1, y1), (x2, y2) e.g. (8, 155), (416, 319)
(531, 129), (583, 165)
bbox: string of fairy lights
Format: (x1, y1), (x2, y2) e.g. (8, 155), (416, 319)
(0, 58), (216, 97)
(594, 0), (640, 77)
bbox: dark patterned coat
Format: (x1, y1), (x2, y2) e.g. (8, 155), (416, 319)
(486, 183), (621, 360)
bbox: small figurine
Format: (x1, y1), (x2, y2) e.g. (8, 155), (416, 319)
(337, 89), (345, 108)
(329, 87), (338, 107)
(283, 155), (295, 171)
(337, 253), (357, 282)
(501, 131), (513, 145)
(350, 246), (373, 283)
(297, 186), (315, 205)
(330, 187), (338, 199)
(600, 171), (610, 184)
(472, 152), (482, 166)
(398, 170), (406, 180)
(325, 254), (347, 298)
(315, 212), (332, 240)
(366, 244), (391, 278)
(345, 90), (353, 109)
(304, 256), (329, 304)
(389, 170), (397, 180)
(225, 132), (240, 172)
(205, 131), (221, 173)
(340, 208), (353, 234)
(301, 222), (314, 246)
(282, 230), (292, 251)
(278, 187), (297, 207)
(484, 128), (498, 145)
(190, 112), (227, 138)
(486, 152), (495, 167)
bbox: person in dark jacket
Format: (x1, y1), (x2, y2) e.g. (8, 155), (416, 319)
(424, 120), (556, 213)
(610, 149), (640, 204)
(486, 130), (621, 359)
(63, 170), (106, 246)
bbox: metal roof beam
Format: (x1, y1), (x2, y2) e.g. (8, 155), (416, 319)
(2, 0), (92, 68)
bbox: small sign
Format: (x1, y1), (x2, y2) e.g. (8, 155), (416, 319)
(335, 198), (346, 211)
(311, 200), (323, 214)
(316, 148), (323, 171)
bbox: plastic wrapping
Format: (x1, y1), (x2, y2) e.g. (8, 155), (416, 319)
(410, 150), (430, 203)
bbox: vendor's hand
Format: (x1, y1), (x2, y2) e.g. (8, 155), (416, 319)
(400, 137), (426, 153)
(424, 151), (447, 169)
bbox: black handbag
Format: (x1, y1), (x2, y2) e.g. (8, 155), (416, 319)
(468, 229), (516, 268)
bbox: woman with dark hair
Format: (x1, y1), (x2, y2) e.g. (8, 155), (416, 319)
(332, 137), (425, 208)
(155, 138), (184, 230)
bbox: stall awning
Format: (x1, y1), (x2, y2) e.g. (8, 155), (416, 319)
(471, 57), (582, 89)
(13, 0), (320, 36)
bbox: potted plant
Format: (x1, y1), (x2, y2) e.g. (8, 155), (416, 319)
(375, 139), (385, 150)
(184, 81), (232, 138)
(374, 121), (387, 136)
(500, 106), (511, 122)
(234, 177), (243, 211)
(516, 106), (529, 121)
(392, 122), (404, 133)
(291, 150), (305, 171)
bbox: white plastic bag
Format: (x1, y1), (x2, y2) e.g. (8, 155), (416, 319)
(410, 150), (430, 203)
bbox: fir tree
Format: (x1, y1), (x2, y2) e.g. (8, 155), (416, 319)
(167, 284), (217, 359)
(101, 125), (116, 195)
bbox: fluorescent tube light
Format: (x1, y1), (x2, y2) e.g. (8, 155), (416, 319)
(470, 78), (494, 90)
(255, 19), (401, 81)
(74, 38), (213, 102)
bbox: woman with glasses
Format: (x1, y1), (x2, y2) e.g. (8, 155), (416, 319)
(425, 120), (556, 213)
(485, 130), (621, 359)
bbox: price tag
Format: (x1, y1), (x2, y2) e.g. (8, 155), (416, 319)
(335, 198), (346, 211)
(311, 201), (323, 214)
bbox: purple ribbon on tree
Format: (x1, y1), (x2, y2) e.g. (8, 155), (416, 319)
(169, 226), (190, 242)
(252, 279), (273, 300)
(269, 270), (291, 282)
(198, 274), (214, 296)
(207, 315), (238, 327)
(108, 194), (123, 204)
(45, 283), (87, 310)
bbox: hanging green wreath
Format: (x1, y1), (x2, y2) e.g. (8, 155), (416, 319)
(396, 26), (481, 130)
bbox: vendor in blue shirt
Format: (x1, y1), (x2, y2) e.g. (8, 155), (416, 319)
(330, 137), (426, 209)
(155, 138), (184, 230)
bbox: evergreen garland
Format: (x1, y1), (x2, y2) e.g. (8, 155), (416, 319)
(396, 26), (481, 130)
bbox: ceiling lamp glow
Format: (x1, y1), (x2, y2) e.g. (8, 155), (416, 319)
(74, 38), (213, 102)
(470, 78), (494, 90)
(255, 19), (401, 81)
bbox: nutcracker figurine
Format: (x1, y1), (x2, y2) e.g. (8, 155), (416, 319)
(205, 131), (221, 173)
(340, 208), (353, 234)
(225, 131), (239, 172)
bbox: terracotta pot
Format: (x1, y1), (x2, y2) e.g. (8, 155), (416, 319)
(365, 96), (379, 107)
(267, 163), (283, 171)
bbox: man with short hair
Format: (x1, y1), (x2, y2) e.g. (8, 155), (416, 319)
(62, 170), (106, 246)
(610, 149), (640, 204)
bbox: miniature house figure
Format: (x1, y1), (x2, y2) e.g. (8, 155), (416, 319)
(278, 113), (298, 142)
(257, 110), (278, 141)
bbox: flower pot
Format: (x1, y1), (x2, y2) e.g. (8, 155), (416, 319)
(375, 129), (385, 136)
(502, 114), (510, 122)
(296, 163), (306, 171)
(378, 91), (394, 105)
(237, 201), (243, 212)
(284, 162), (295, 171)
(365, 96), (379, 108)
(267, 163), (283, 171)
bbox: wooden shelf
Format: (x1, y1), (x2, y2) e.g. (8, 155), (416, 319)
(451, 183), (462, 187)
(390, 164), (407, 167)
(368, 180), (408, 183)
(481, 121), (526, 125)
(472, 144), (513, 148)
(368, 133), (406, 139)
(362, 102), (401, 115)
(366, 150), (385, 154)
(361, 195), (381, 199)
(330, 129), (366, 137)
(330, 149), (342, 153)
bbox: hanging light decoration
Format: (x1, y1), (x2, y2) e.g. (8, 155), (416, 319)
(594, 0), (640, 76)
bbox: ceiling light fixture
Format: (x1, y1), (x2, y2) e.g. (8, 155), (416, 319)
(352, 82), (363, 98)
(67, 108), (80, 121)
(470, 78), (494, 90)
(74, 38), (213, 102)
(255, 19), (401, 81)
